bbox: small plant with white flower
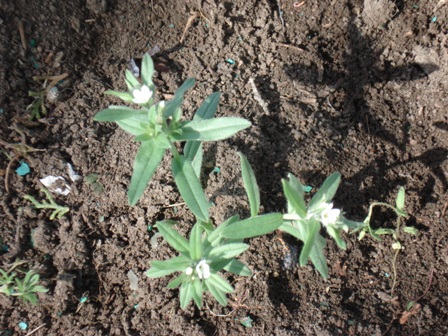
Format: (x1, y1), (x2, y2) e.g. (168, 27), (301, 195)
(93, 54), (251, 215)
(280, 172), (363, 278)
(146, 153), (283, 309)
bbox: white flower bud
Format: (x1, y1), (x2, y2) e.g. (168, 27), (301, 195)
(320, 203), (341, 227)
(185, 267), (193, 275)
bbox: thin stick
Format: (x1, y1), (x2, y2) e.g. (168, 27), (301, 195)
(411, 268), (435, 302)
(25, 323), (46, 336)
(17, 21), (27, 50)
(277, 43), (305, 53)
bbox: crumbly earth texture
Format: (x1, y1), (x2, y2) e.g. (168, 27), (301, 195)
(1, 0), (448, 335)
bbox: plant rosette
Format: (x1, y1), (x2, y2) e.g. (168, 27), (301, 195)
(145, 220), (251, 309)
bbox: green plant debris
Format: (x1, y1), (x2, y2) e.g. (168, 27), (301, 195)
(23, 188), (70, 220)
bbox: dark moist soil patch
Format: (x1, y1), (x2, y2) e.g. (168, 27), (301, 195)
(1, 0), (448, 335)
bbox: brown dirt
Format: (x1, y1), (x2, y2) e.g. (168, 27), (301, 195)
(1, 0), (448, 335)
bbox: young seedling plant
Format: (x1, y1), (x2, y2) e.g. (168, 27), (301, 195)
(145, 153), (283, 308)
(0, 260), (48, 305)
(353, 186), (417, 293)
(93, 54), (251, 223)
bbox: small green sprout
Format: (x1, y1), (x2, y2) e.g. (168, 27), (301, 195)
(23, 188), (70, 220)
(0, 261), (48, 305)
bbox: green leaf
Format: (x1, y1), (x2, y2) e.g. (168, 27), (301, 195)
(125, 69), (140, 90)
(145, 256), (190, 278)
(157, 221), (190, 254)
(195, 92), (221, 120)
(184, 142), (203, 179)
(180, 281), (194, 309)
(223, 259), (252, 276)
(94, 106), (142, 122)
(167, 274), (187, 289)
(116, 111), (148, 136)
(222, 213), (283, 239)
(280, 222), (328, 278)
(189, 223), (203, 260)
(299, 218), (321, 266)
(141, 54), (155, 87)
(173, 118), (251, 142)
(282, 178), (307, 218)
(172, 154), (210, 222)
(238, 152), (260, 217)
(403, 226), (418, 235)
(208, 243), (249, 260)
(205, 280), (227, 306)
(192, 277), (203, 308)
(104, 90), (134, 103)
(309, 172), (341, 209)
(206, 273), (233, 293)
(326, 225), (346, 250)
(395, 208), (408, 217)
(128, 138), (166, 205)
(164, 78), (196, 118)
(207, 215), (240, 247)
(284, 174), (307, 216)
(374, 228), (396, 235)
(396, 186), (405, 210)
(183, 93), (221, 178)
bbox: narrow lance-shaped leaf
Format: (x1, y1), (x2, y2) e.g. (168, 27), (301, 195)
(222, 213), (283, 239)
(223, 259), (252, 276)
(125, 69), (140, 90)
(164, 78), (196, 118)
(309, 172), (341, 209)
(93, 106), (143, 122)
(128, 138), (166, 205)
(282, 176), (307, 218)
(104, 90), (134, 103)
(172, 118), (252, 142)
(156, 221), (190, 254)
(299, 218), (321, 266)
(239, 152), (260, 217)
(184, 92), (221, 178)
(172, 154), (210, 222)
(208, 243), (249, 260)
(141, 54), (155, 87)
(192, 277), (203, 308)
(279, 222), (328, 278)
(189, 223), (203, 260)
(180, 282), (194, 309)
(116, 111), (149, 136)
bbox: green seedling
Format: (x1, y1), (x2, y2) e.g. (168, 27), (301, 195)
(146, 153), (283, 309)
(27, 73), (67, 120)
(280, 172), (364, 278)
(23, 188), (70, 220)
(0, 260), (48, 305)
(93, 54), (251, 214)
(353, 186), (417, 293)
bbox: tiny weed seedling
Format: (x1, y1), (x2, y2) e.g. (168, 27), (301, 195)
(94, 54), (251, 215)
(23, 188), (70, 220)
(353, 186), (417, 293)
(0, 260), (48, 305)
(146, 153), (283, 308)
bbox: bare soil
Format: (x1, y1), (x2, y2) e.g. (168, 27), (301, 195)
(1, 0), (448, 335)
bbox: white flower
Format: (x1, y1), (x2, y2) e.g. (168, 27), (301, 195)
(320, 203), (341, 227)
(195, 260), (210, 279)
(132, 85), (152, 104)
(185, 267), (193, 275)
